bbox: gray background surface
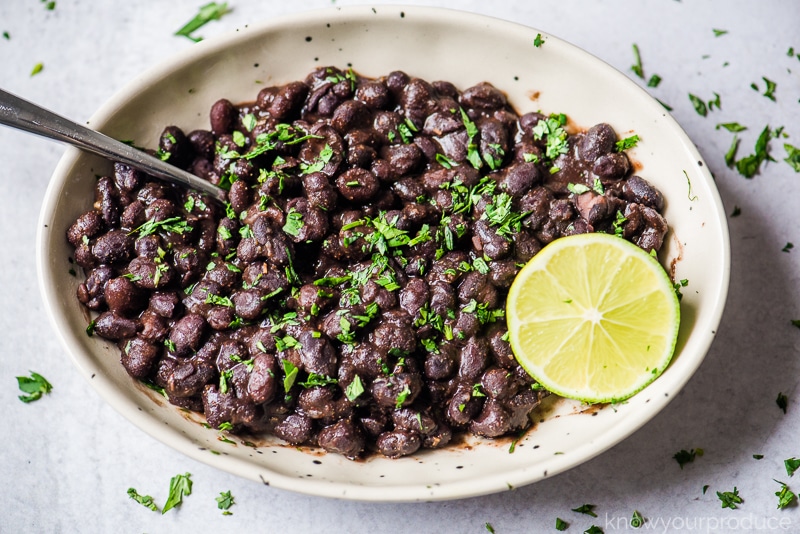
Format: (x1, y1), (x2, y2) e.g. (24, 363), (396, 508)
(1, 1), (799, 532)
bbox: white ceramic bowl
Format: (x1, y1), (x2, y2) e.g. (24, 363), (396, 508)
(37, 5), (730, 501)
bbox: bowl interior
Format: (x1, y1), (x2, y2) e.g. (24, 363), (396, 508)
(37, 5), (729, 501)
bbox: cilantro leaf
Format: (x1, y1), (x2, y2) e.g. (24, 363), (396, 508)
(127, 488), (159, 512)
(282, 360), (298, 392)
(216, 490), (235, 515)
(571, 503), (597, 517)
(762, 77), (777, 102)
(716, 122), (747, 133)
(615, 135), (640, 152)
(533, 33), (544, 47)
(688, 94), (708, 117)
(716, 487), (743, 510)
(785, 457), (800, 477)
(630, 43), (644, 79)
(282, 208), (305, 237)
(647, 74), (662, 88)
(724, 135), (740, 168)
(16, 371), (53, 403)
(161, 472), (192, 514)
(30, 62), (44, 77)
(175, 2), (231, 42)
(713, 28), (728, 37)
(777, 392), (788, 414)
(345, 375), (365, 401)
(775, 480), (797, 509)
(735, 125), (771, 178)
(673, 448), (702, 469)
(555, 517), (568, 531)
(784, 143), (800, 172)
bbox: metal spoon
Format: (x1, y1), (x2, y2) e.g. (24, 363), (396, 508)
(0, 88), (227, 203)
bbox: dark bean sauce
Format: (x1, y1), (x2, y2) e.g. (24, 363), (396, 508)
(67, 67), (668, 459)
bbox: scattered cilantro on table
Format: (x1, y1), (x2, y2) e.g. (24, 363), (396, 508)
(555, 517), (568, 530)
(717, 487), (743, 509)
(216, 490), (235, 515)
(630, 44), (644, 79)
(774, 480), (797, 509)
(571, 504), (597, 517)
(30, 62), (43, 77)
(16, 371), (53, 403)
(673, 448), (702, 469)
(162, 472), (193, 514)
(175, 2), (231, 42)
(777, 392), (788, 414)
(127, 488), (159, 512)
(785, 457), (800, 477)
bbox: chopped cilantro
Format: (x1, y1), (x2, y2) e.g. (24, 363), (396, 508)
(716, 487), (743, 510)
(345, 375), (365, 401)
(630, 43), (644, 79)
(775, 480), (796, 509)
(777, 392), (788, 414)
(784, 144), (800, 172)
(673, 448), (701, 468)
(641, 70), (661, 87)
(735, 125), (771, 178)
(533, 33), (544, 47)
(716, 122), (747, 133)
(708, 92), (721, 111)
(555, 517), (568, 531)
(785, 457), (800, 477)
(584, 527), (603, 534)
(161, 472), (192, 514)
(532, 117), (569, 159)
(688, 94), (708, 117)
(282, 360), (299, 392)
(713, 29), (728, 37)
(631, 510), (644, 528)
(282, 208), (305, 237)
(571, 503), (597, 517)
(724, 135), (740, 168)
(436, 153), (459, 169)
(783, 243), (794, 253)
(301, 143), (334, 174)
(30, 62), (44, 77)
(127, 488), (159, 512)
(615, 135), (640, 152)
(132, 216), (192, 237)
(762, 77), (777, 101)
(16, 371), (53, 403)
(175, 2), (230, 42)
(485, 523), (496, 534)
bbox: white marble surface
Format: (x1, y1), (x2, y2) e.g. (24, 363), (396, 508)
(2, 0), (800, 532)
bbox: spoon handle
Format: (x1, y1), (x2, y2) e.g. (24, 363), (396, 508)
(0, 88), (226, 202)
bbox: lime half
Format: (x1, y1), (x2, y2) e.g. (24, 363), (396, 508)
(506, 233), (680, 404)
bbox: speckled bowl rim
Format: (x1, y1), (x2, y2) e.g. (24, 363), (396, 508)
(36, 5), (730, 501)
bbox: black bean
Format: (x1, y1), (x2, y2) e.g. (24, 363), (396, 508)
(92, 230), (134, 265)
(578, 123), (617, 162)
(622, 175), (665, 211)
(210, 98), (237, 136)
(469, 400), (512, 438)
(94, 311), (138, 340)
(169, 314), (206, 355)
(273, 413), (314, 445)
(121, 337), (160, 378)
(460, 82), (507, 110)
(376, 430), (421, 458)
(67, 210), (104, 247)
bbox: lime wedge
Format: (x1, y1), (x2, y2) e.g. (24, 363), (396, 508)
(506, 233), (680, 403)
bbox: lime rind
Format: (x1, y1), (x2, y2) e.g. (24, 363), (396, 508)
(506, 233), (680, 404)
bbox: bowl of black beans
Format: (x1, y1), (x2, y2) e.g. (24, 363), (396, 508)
(37, 6), (730, 500)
